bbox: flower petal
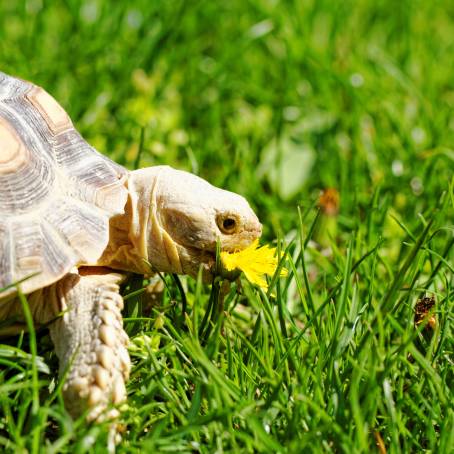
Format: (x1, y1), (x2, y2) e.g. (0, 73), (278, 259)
(220, 241), (287, 290)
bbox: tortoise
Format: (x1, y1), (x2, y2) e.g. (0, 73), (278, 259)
(0, 71), (262, 420)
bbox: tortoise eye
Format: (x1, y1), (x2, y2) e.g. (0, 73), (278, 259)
(217, 215), (238, 234)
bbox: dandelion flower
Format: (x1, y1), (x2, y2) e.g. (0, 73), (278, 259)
(220, 240), (287, 290)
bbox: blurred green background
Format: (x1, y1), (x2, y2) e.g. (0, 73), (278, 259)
(1, 1), (453, 451)
(2, 0), (453, 241)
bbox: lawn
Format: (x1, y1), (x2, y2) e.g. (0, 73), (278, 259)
(1, 0), (453, 452)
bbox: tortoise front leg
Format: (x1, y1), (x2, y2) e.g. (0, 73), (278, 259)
(43, 269), (131, 420)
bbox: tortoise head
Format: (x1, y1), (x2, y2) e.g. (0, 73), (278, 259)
(128, 166), (262, 279)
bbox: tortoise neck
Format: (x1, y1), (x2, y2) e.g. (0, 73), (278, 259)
(96, 194), (150, 274)
(96, 167), (183, 275)
(95, 168), (160, 274)
(126, 167), (184, 274)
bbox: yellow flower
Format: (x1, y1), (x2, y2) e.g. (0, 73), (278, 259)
(220, 240), (287, 290)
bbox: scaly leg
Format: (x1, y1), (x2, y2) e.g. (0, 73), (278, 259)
(42, 268), (131, 420)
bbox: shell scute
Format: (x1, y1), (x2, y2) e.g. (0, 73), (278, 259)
(0, 222), (13, 291)
(26, 85), (72, 134)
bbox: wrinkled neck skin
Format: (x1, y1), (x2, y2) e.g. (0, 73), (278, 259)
(128, 167), (186, 274)
(99, 167), (207, 278)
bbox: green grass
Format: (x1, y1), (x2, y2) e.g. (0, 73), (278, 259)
(1, 0), (453, 452)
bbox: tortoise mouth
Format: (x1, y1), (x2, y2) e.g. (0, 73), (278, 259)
(180, 244), (245, 283)
(170, 231), (261, 280)
(179, 241), (249, 282)
(175, 243), (215, 279)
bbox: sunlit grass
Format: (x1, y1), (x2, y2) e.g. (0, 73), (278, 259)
(1, 0), (453, 452)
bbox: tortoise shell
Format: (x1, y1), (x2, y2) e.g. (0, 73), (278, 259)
(0, 72), (128, 298)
